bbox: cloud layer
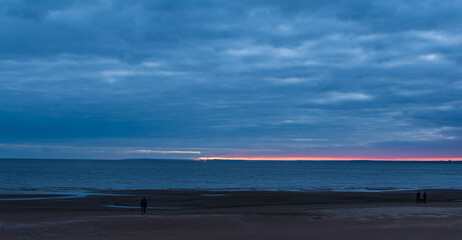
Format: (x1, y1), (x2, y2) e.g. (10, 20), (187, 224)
(1, 0), (462, 159)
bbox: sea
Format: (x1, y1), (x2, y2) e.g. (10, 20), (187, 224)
(1, 159), (461, 195)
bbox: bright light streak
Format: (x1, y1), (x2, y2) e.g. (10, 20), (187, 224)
(195, 157), (462, 161)
(128, 150), (201, 154)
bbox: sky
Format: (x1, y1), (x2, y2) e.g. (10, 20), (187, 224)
(0, 0), (462, 160)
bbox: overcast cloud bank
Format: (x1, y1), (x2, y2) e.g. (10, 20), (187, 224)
(1, 0), (461, 159)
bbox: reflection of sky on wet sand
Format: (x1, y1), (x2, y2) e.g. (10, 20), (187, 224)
(0, 192), (131, 201)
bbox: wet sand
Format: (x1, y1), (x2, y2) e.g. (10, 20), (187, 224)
(1, 190), (462, 240)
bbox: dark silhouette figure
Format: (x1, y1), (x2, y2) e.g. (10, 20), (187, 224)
(416, 191), (420, 204)
(423, 192), (427, 204)
(140, 197), (147, 214)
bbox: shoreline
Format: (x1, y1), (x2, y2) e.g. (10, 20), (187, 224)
(4, 186), (462, 195)
(2, 188), (462, 197)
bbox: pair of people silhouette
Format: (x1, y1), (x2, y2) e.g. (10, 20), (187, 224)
(140, 197), (148, 214)
(416, 191), (427, 204)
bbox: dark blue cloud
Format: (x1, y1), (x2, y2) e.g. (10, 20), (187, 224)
(1, 0), (462, 159)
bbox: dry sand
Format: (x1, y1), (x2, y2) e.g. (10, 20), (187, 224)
(1, 190), (462, 240)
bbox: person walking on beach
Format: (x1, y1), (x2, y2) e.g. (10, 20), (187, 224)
(416, 191), (420, 204)
(140, 197), (147, 214)
(423, 192), (427, 204)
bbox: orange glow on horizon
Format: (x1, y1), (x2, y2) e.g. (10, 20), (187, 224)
(195, 157), (462, 161)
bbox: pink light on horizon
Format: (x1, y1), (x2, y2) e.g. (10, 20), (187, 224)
(195, 156), (462, 161)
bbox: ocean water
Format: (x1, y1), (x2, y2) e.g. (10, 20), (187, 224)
(1, 159), (461, 194)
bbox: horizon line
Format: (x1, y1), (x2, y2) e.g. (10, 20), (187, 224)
(195, 157), (462, 161)
(0, 157), (461, 162)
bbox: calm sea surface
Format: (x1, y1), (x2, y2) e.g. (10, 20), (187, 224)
(1, 159), (461, 194)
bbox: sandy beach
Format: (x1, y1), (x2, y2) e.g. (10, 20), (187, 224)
(1, 190), (462, 239)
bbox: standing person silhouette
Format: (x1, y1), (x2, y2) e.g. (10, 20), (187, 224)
(423, 192), (427, 204)
(416, 191), (420, 204)
(140, 197), (147, 214)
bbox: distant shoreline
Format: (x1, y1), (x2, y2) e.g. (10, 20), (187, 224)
(0, 157), (461, 162)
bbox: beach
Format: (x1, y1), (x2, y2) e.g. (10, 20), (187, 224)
(1, 190), (462, 240)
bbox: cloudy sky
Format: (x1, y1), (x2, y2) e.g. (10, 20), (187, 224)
(1, 0), (461, 160)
